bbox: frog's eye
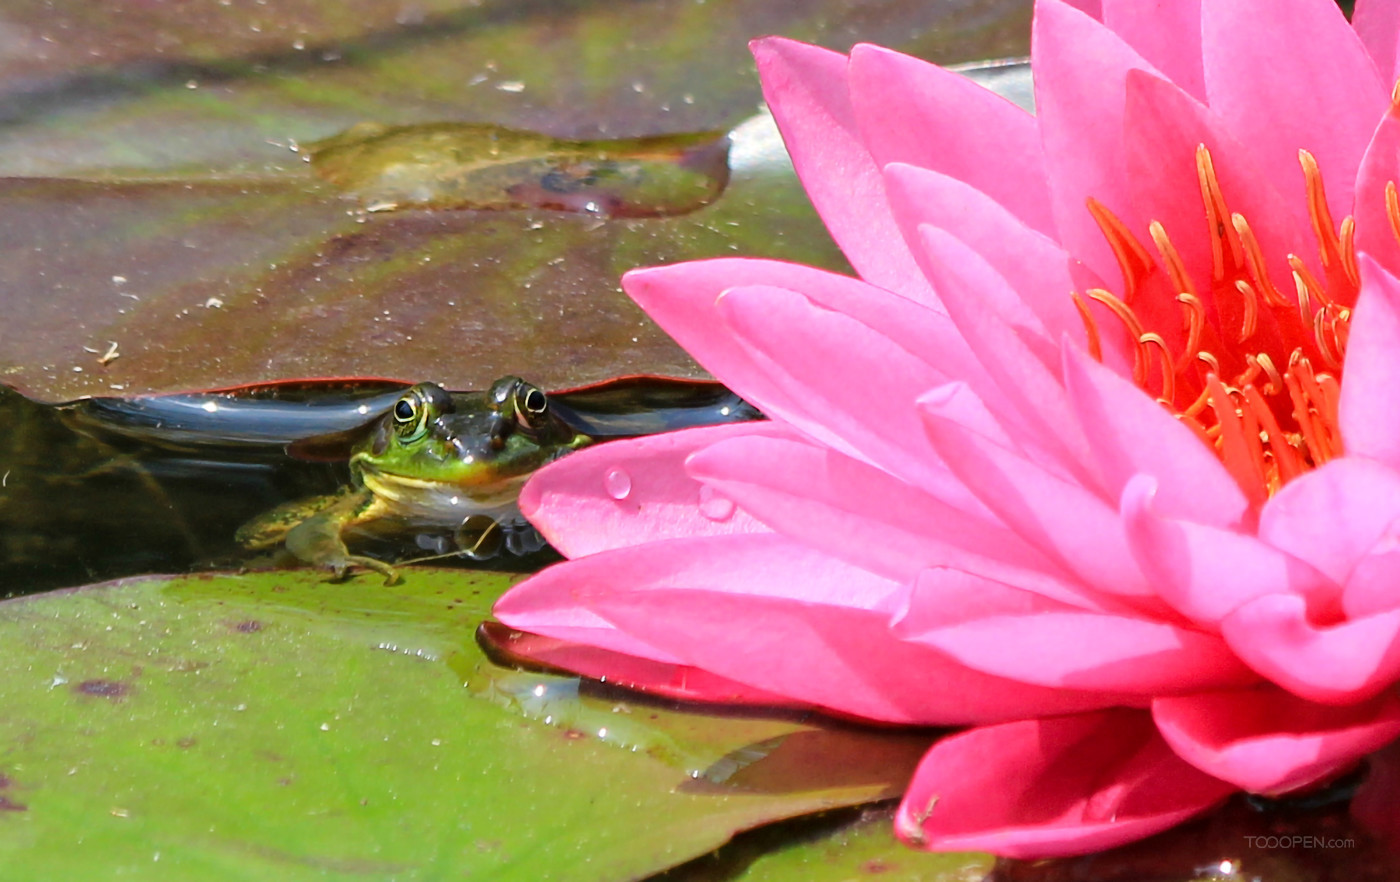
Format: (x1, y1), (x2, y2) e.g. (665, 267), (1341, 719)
(512, 383), (549, 431)
(392, 388), (432, 442)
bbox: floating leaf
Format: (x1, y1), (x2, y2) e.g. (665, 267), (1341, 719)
(0, 569), (934, 879)
(309, 122), (730, 217)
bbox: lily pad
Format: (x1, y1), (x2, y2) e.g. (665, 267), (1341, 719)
(0, 568), (934, 879)
(0, 0), (1033, 403)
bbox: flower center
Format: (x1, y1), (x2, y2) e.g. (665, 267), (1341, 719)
(1070, 144), (1394, 506)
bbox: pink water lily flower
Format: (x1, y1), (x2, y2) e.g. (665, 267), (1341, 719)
(494, 0), (1400, 858)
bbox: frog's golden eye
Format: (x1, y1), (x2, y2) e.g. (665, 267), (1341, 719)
(392, 389), (431, 442)
(512, 383), (549, 431)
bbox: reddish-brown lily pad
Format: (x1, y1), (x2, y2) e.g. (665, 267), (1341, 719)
(0, 0), (1032, 402)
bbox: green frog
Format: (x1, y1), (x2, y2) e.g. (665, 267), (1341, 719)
(237, 376), (591, 583)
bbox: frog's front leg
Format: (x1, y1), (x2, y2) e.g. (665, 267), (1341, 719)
(239, 488), (400, 585)
(283, 489), (402, 585)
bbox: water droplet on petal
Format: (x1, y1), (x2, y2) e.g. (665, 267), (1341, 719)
(698, 485), (735, 521)
(604, 468), (632, 500)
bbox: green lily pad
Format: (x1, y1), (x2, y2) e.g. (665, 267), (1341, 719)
(0, 568), (934, 880)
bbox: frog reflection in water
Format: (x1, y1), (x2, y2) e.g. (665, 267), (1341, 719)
(237, 377), (591, 584)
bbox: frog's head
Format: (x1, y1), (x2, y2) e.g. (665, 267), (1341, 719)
(350, 378), (591, 507)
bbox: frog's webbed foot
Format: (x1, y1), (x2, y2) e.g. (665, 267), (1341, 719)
(327, 555), (402, 587)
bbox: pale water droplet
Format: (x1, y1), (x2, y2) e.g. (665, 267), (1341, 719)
(698, 485), (735, 521)
(604, 468), (632, 500)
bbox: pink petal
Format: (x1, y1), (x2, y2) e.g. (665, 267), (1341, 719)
(1101, 0), (1205, 99)
(1062, 345), (1248, 528)
(590, 592), (1124, 726)
(1353, 0), (1400, 85)
(883, 162), (1081, 345)
(1340, 256), (1400, 470)
(685, 432), (1062, 587)
(714, 283), (984, 510)
(892, 566), (1120, 626)
(1058, 0), (1101, 19)
(847, 44), (1055, 235)
(519, 422), (779, 558)
(915, 225), (1096, 478)
(493, 532), (891, 679)
(1257, 457), (1400, 585)
(475, 622), (806, 708)
(621, 257), (988, 421)
(750, 38), (937, 305)
(921, 391), (1159, 604)
(549, 534), (1125, 725)
(1121, 475), (1338, 625)
(894, 709), (1234, 858)
(1202, 0), (1387, 223)
(1354, 92), (1400, 280)
(1343, 538), (1400, 618)
(1153, 687), (1400, 794)
(1032, 0), (1162, 287)
(906, 607), (1255, 696)
(1221, 592), (1400, 704)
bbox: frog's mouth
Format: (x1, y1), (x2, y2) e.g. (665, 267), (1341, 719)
(354, 458), (527, 519)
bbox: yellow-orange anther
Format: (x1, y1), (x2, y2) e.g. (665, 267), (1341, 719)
(1078, 145), (1372, 502)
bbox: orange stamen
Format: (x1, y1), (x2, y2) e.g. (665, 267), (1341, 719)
(1070, 291), (1103, 362)
(1087, 200), (1155, 303)
(1079, 144), (1375, 503)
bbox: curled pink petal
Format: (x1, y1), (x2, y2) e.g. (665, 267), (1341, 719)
(1258, 457), (1400, 585)
(1121, 475), (1338, 625)
(895, 710), (1234, 857)
(1221, 593), (1400, 704)
(1153, 687), (1400, 794)
(1343, 539), (1400, 618)
(519, 421), (778, 558)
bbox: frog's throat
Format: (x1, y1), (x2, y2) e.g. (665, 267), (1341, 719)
(353, 458), (526, 513)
